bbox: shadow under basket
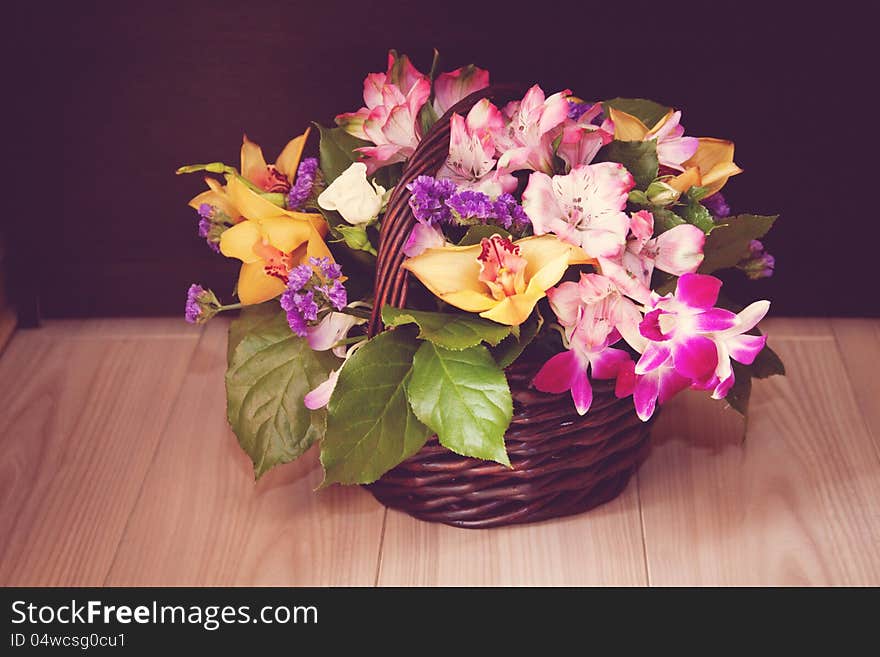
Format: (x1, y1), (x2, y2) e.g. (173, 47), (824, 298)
(367, 360), (655, 529)
(363, 84), (654, 529)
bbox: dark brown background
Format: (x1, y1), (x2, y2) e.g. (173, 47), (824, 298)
(5, 0), (875, 324)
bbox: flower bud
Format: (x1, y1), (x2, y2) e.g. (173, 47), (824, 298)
(645, 180), (681, 207)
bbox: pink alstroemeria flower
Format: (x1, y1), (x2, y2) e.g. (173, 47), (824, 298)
(432, 64), (490, 116)
(557, 103), (613, 170)
(599, 209), (705, 303)
(336, 53), (431, 174)
(522, 162), (634, 259)
(636, 273), (770, 389)
(607, 108), (699, 171)
(532, 273), (639, 415)
(496, 85), (571, 174)
(436, 99), (516, 196)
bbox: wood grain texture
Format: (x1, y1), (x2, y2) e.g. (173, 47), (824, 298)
(0, 307), (16, 355)
(0, 320), (199, 585)
(105, 320), (386, 586)
(637, 319), (880, 585)
(831, 319), (880, 456)
(377, 482), (648, 586)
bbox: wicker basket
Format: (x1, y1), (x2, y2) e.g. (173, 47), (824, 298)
(365, 85), (656, 529)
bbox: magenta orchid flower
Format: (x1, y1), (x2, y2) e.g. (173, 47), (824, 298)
(615, 356), (690, 422)
(533, 273), (642, 415)
(335, 53), (431, 174)
(636, 273), (769, 389)
(436, 99), (517, 196)
(432, 64), (490, 116)
(522, 162), (634, 259)
(599, 209), (705, 303)
(495, 85), (571, 174)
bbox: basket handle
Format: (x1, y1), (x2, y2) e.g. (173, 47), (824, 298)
(367, 84), (527, 337)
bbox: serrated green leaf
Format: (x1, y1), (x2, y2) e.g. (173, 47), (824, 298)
(688, 185), (711, 201)
(699, 214), (778, 274)
(603, 98), (671, 129)
(652, 207), (686, 233)
(381, 306), (511, 350)
(456, 224), (512, 246)
(407, 342), (512, 466)
(320, 329), (430, 485)
(315, 123), (370, 183)
(226, 308), (340, 478)
(679, 196), (716, 233)
(492, 309), (542, 368)
(750, 344), (786, 378)
(595, 140), (658, 190)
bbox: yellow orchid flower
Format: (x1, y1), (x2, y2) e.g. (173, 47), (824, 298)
(402, 234), (593, 326)
(219, 176), (332, 305)
(241, 128), (310, 192)
(670, 138), (743, 196)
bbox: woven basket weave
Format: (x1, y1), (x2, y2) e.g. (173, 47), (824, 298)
(365, 85), (655, 528)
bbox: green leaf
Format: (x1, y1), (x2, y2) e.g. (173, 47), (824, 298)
(226, 302), (280, 368)
(315, 123), (370, 183)
(418, 101), (439, 136)
(456, 224), (512, 246)
(603, 97), (671, 129)
(688, 185), (711, 202)
(652, 207), (686, 233)
(320, 329), (431, 485)
(750, 344), (786, 379)
(595, 140), (658, 190)
(334, 224), (378, 256)
(699, 214), (778, 274)
(226, 307), (341, 478)
(381, 306), (512, 350)
(407, 342), (512, 466)
(492, 309), (542, 368)
(679, 196), (716, 233)
(725, 362), (752, 417)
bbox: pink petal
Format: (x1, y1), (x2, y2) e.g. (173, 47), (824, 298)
(403, 221), (446, 257)
(632, 371), (660, 422)
(570, 366), (593, 415)
(386, 51), (426, 94)
(657, 136), (699, 171)
(590, 347), (632, 379)
(599, 256), (651, 305)
(356, 144), (406, 174)
(653, 224), (705, 276)
(628, 209), (654, 247)
(521, 171), (563, 236)
(306, 312), (359, 351)
(712, 372), (736, 400)
(405, 78), (431, 122)
(363, 72), (388, 109)
(465, 98), (504, 134)
(671, 335), (718, 379)
(304, 369), (340, 410)
(734, 300), (771, 334)
(615, 359), (636, 398)
(639, 309), (669, 342)
(635, 341), (671, 374)
(335, 108), (371, 140)
(532, 350), (581, 394)
(546, 280), (583, 328)
(675, 273), (722, 310)
(726, 333), (767, 365)
(692, 308), (738, 332)
(432, 65), (490, 116)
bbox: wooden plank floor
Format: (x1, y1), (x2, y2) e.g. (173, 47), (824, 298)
(1, 318), (878, 586)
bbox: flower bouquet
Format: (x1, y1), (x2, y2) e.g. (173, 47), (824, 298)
(179, 51), (784, 528)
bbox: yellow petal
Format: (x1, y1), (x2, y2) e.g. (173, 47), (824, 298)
(669, 167), (702, 193)
(305, 225), (334, 261)
(275, 128), (311, 182)
(479, 292), (542, 326)
(240, 135), (269, 186)
(439, 289), (497, 313)
(187, 177), (239, 219)
(401, 244), (486, 298)
(684, 138), (743, 196)
(645, 109), (675, 139)
(219, 220), (262, 263)
(517, 235), (594, 281)
(608, 107), (649, 141)
(524, 252), (573, 299)
(226, 176), (288, 222)
(237, 262), (286, 305)
(259, 217), (312, 254)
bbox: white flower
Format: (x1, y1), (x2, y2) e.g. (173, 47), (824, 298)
(317, 162), (386, 225)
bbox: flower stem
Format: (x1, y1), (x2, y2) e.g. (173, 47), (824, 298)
(217, 303), (244, 313)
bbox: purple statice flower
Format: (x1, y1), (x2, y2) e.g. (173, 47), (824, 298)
(185, 284), (220, 324)
(493, 193), (531, 232)
(287, 263), (314, 291)
(287, 157), (318, 210)
(309, 256), (342, 281)
(567, 100), (593, 121)
(737, 240), (775, 279)
(407, 175), (456, 225)
(319, 280), (348, 310)
(447, 190), (495, 222)
(195, 203), (223, 253)
(281, 288), (318, 336)
(702, 192), (731, 219)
